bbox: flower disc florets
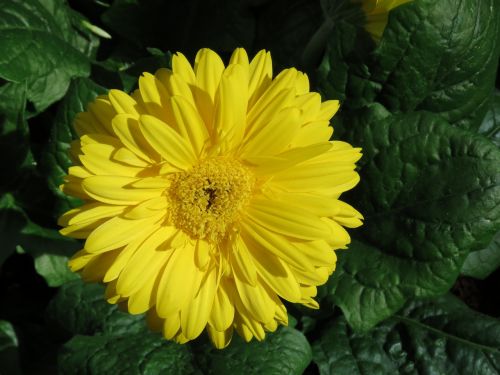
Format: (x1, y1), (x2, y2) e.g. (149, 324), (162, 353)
(168, 158), (254, 242)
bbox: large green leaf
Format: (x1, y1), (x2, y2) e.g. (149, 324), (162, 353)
(322, 107), (500, 331)
(40, 77), (107, 219)
(0, 0), (92, 114)
(460, 92), (500, 279)
(45, 280), (145, 337)
(48, 280), (312, 374)
(59, 333), (200, 375)
(38, 0), (100, 59)
(0, 320), (21, 375)
(318, 0), (500, 130)
(193, 328), (312, 375)
(312, 294), (500, 375)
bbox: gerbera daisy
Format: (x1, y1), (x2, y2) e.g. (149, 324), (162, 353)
(320, 0), (411, 41)
(58, 48), (362, 348)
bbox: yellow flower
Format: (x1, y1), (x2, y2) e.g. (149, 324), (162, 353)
(357, 0), (412, 41)
(58, 48), (363, 348)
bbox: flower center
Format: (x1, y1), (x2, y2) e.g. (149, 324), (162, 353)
(168, 158), (254, 242)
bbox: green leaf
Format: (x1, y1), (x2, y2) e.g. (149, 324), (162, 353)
(40, 77), (107, 218)
(0, 193), (79, 284)
(322, 107), (500, 331)
(38, 0), (100, 59)
(313, 294), (500, 375)
(0, 0), (91, 114)
(0, 321), (21, 375)
(45, 279), (145, 337)
(50, 280), (311, 374)
(479, 90), (500, 146)
(59, 333), (200, 375)
(318, 0), (500, 130)
(461, 231), (500, 280)
(0, 83), (32, 193)
(33, 252), (79, 287)
(194, 327), (312, 375)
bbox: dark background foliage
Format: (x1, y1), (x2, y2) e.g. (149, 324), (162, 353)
(1, 0), (499, 374)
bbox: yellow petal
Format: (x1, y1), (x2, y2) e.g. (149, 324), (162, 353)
(103, 232), (153, 282)
(116, 225), (175, 296)
(194, 48), (225, 102)
(112, 114), (157, 162)
(295, 72), (309, 95)
(60, 216), (110, 239)
(240, 227), (302, 302)
(247, 68), (297, 125)
(229, 48), (249, 67)
(234, 312), (265, 341)
(68, 249), (94, 272)
(241, 107), (301, 158)
(58, 203), (126, 227)
(317, 100), (340, 121)
(209, 280), (235, 331)
(290, 264), (330, 285)
(248, 50), (272, 108)
(172, 52), (196, 85)
(291, 240), (336, 267)
(333, 201), (364, 228)
(213, 64), (248, 150)
(108, 89), (140, 117)
(156, 243), (201, 317)
(139, 72), (169, 106)
(234, 273), (274, 323)
(195, 240), (211, 270)
(207, 325), (233, 349)
(241, 219), (315, 272)
(267, 192), (340, 217)
(139, 114), (198, 170)
(87, 97), (116, 135)
(169, 95), (209, 156)
(322, 218), (351, 248)
(246, 88), (295, 139)
(163, 312), (181, 340)
(84, 215), (160, 253)
(81, 250), (120, 282)
(122, 197), (168, 220)
(180, 266), (217, 340)
(294, 93), (321, 122)
(82, 175), (164, 205)
(67, 165), (92, 179)
(292, 121), (333, 147)
(80, 133), (122, 148)
(127, 266), (161, 315)
(230, 235), (257, 286)
(80, 143), (144, 176)
(247, 198), (329, 240)
(113, 148), (149, 167)
(247, 142), (332, 176)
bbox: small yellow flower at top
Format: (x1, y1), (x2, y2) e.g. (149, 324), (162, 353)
(356, 0), (413, 41)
